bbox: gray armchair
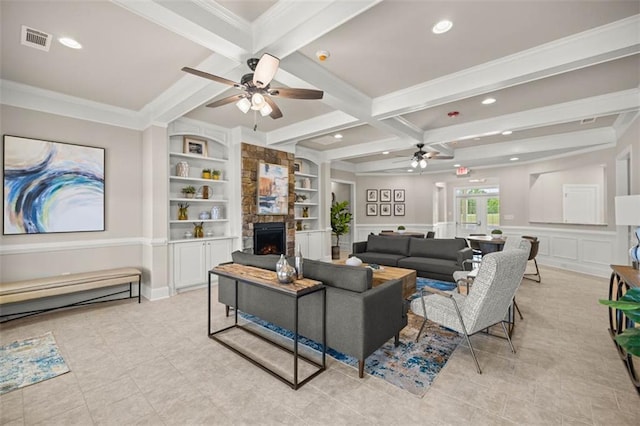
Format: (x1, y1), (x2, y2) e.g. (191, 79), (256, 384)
(410, 244), (529, 374)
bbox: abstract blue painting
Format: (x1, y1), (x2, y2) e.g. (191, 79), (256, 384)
(3, 135), (105, 234)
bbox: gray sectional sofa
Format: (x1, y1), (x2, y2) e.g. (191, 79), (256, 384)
(217, 251), (408, 378)
(351, 235), (473, 282)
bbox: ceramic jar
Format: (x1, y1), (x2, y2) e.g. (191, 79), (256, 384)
(176, 161), (189, 177)
(210, 206), (221, 220)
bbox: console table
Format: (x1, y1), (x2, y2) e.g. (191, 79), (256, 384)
(608, 265), (640, 395)
(208, 263), (326, 390)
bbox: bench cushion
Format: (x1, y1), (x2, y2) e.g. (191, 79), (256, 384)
(0, 268), (142, 305)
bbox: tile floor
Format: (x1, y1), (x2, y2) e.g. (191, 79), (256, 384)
(1, 264), (638, 425)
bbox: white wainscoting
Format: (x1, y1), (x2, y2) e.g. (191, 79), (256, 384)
(354, 223), (618, 278)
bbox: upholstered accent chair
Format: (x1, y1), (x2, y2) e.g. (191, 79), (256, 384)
(411, 243), (530, 374)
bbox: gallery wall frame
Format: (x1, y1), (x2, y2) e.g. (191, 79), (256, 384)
(3, 135), (105, 235)
(394, 203), (405, 216)
(257, 162), (289, 215)
(366, 189), (377, 202)
(183, 136), (208, 156)
(366, 203), (378, 216)
(394, 189), (405, 202)
(380, 203), (391, 216)
(380, 189), (391, 202)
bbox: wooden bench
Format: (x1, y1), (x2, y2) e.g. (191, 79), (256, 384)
(0, 268), (142, 322)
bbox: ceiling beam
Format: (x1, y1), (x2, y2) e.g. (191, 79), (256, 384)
(267, 111), (360, 145)
(373, 15), (640, 119)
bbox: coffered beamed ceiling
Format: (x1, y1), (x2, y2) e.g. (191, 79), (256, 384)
(1, 1), (638, 174)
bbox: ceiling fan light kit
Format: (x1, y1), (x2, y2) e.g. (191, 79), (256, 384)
(182, 53), (323, 125)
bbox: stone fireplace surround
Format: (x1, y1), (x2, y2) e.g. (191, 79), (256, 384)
(241, 143), (296, 256)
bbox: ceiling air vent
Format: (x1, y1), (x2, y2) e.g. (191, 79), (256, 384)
(21, 25), (52, 52)
(581, 117), (596, 125)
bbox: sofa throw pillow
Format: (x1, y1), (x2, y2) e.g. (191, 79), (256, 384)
(366, 235), (410, 256)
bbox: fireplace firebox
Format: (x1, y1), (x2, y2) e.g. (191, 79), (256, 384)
(253, 222), (285, 255)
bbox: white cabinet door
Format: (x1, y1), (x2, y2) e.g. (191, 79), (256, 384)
(173, 241), (207, 289)
(206, 239), (232, 270)
(307, 232), (323, 260)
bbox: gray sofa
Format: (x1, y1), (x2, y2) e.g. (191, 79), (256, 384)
(217, 251), (407, 378)
(351, 235), (473, 282)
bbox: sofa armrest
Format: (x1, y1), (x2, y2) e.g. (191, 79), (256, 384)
(457, 247), (473, 266)
(352, 241), (368, 254)
(327, 279), (406, 359)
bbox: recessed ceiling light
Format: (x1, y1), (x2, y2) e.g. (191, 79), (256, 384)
(481, 97), (496, 105)
(407, 169), (413, 172)
(432, 20), (453, 34)
(502, 130), (513, 135)
(334, 134), (343, 139)
(58, 37), (82, 49)
(382, 151), (389, 155)
(474, 137), (481, 141)
(510, 157), (519, 161)
(453, 164), (461, 167)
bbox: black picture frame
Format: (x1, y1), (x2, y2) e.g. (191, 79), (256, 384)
(394, 189), (405, 202)
(394, 203), (405, 216)
(366, 189), (378, 202)
(380, 189), (391, 202)
(366, 203), (378, 216)
(380, 203), (391, 216)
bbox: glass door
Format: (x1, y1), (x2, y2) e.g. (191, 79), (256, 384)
(455, 187), (500, 237)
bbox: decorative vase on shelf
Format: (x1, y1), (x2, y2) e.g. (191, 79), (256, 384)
(210, 206), (221, 220)
(178, 206), (188, 220)
(193, 222), (204, 238)
(199, 211), (211, 220)
(176, 161), (189, 177)
(302, 207), (309, 218)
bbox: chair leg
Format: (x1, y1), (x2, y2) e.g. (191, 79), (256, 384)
(501, 321), (516, 354)
(416, 296), (429, 342)
(462, 329), (482, 374)
(358, 360), (365, 378)
(513, 299), (524, 320)
(524, 259), (541, 283)
(394, 332), (400, 347)
(225, 305), (230, 317)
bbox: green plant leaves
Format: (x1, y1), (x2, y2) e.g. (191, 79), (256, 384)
(615, 328), (640, 357)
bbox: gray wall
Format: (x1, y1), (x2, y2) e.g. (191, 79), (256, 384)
(0, 105), (144, 282)
(353, 116), (640, 230)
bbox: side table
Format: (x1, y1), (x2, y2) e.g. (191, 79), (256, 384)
(608, 265), (640, 395)
(208, 263), (326, 390)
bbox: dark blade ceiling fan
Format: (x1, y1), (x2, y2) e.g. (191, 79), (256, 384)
(182, 53), (323, 121)
(392, 143), (454, 169)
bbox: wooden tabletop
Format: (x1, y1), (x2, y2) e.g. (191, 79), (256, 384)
(610, 265), (640, 288)
(467, 235), (506, 245)
(212, 263), (323, 295)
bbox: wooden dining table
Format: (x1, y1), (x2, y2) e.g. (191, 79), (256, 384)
(466, 235), (506, 255)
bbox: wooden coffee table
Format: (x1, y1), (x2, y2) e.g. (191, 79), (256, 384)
(333, 260), (417, 299)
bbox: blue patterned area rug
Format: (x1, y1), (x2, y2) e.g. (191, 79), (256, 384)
(0, 332), (70, 395)
(238, 278), (461, 397)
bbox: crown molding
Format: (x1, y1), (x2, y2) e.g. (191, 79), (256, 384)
(0, 79), (145, 130)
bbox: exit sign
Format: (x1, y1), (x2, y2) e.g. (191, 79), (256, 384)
(456, 167), (470, 176)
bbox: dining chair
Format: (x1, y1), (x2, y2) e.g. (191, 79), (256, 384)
(411, 242), (530, 374)
(522, 235), (541, 283)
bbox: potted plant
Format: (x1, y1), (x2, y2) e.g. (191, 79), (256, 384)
(212, 170), (221, 180)
(599, 288), (640, 357)
(397, 225), (406, 234)
(491, 229), (503, 239)
(181, 186), (196, 199)
(201, 168), (211, 179)
(330, 201), (353, 259)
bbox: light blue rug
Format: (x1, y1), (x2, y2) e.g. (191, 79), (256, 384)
(238, 277), (461, 397)
(0, 332), (70, 395)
